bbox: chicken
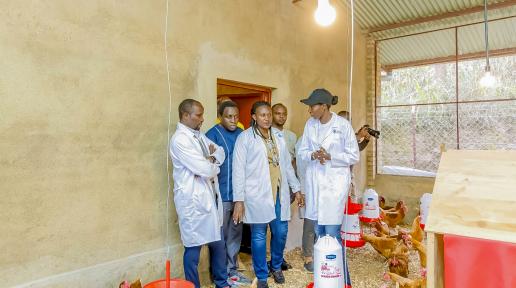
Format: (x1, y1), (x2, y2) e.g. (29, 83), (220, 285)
(387, 229), (411, 242)
(379, 195), (386, 209)
(388, 253), (409, 278)
(412, 239), (427, 268)
(119, 279), (142, 288)
(380, 197), (404, 212)
(362, 233), (398, 258)
(410, 215), (424, 242)
(372, 220), (391, 236)
(396, 233), (412, 251)
(383, 272), (426, 288)
(380, 201), (408, 228)
(388, 235), (411, 277)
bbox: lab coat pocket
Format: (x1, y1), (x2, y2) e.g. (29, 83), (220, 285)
(174, 187), (195, 218)
(192, 179), (213, 215)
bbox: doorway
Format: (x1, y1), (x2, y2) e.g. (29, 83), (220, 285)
(216, 79), (273, 129)
(216, 79), (273, 254)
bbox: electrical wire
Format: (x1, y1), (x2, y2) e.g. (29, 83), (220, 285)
(483, 0), (490, 70)
(342, 0), (355, 286)
(164, 0), (173, 259)
(348, 0), (354, 124)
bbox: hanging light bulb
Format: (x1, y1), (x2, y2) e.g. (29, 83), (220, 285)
(314, 0), (336, 27)
(479, 0), (496, 88)
(480, 66), (496, 88)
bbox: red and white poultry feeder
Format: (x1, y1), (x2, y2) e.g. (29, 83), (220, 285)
(341, 196), (365, 248)
(359, 189), (380, 223)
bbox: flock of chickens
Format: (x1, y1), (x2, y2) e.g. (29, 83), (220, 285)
(363, 196), (427, 288)
(119, 197), (428, 288)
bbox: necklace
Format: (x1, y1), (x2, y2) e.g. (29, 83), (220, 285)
(255, 126), (280, 167)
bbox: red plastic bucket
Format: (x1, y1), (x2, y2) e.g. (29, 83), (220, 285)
(144, 279), (194, 288)
(144, 260), (194, 288)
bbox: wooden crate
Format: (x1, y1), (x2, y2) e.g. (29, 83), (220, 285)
(425, 150), (516, 287)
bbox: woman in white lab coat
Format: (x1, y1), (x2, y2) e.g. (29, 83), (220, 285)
(297, 89), (359, 288)
(232, 101), (302, 288)
(169, 99), (229, 288)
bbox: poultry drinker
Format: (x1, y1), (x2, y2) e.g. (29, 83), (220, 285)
(359, 189), (380, 223)
(419, 193), (431, 230)
(341, 196), (365, 248)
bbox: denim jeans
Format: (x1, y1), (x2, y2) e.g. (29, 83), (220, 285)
(315, 223), (352, 286)
(250, 196), (288, 281)
(183, 228), (229, 288)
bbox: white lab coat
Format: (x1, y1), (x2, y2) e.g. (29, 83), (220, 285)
(297, 112), (359, 225)
(170, 123), (225, 247)
(232, 127), (301, 224)
(295, 139), (307, 184)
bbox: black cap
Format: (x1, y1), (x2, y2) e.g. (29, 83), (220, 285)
(300, 88), (338, 106)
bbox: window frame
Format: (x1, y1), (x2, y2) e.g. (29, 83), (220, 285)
(374, 18), (516, 177)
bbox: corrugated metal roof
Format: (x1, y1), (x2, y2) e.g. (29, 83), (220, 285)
(352, 0), (507, 31)
(379, 29), (456, 66)
(458, 17), (516, 54)
(348, 0), (516, 67)
(378, 16), (516, 67)
(369, 4), (516, 40)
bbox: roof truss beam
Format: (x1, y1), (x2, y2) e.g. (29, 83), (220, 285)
(382, 47), (516, 71)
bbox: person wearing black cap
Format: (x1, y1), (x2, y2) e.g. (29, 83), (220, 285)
(297, 88), (359, 288)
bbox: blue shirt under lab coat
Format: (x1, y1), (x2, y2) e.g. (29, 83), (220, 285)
(206, 124), (243, 202)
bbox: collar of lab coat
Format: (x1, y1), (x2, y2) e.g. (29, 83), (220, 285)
(322, 112), (338, 127)
(271, 127), (282, 137)
(177, 122), (201, 138)
(313, 112), (339, 138)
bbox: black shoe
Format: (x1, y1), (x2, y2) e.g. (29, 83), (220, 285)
(281, 259), (292, 271)
(304, 261), (314, 273)
(272, 270), (285, 284)
(257, 280), (269, 288)
(267, 259), (291, 273)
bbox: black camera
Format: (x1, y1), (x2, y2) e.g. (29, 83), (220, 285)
(363, 125), (380, 138)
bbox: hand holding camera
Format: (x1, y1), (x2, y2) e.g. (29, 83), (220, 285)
(359, 124), (380, 139)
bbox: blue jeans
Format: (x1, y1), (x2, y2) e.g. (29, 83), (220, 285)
(183, 228), (229, 288)
(250, 197), (288, 281)
(315, 223), (351, 286)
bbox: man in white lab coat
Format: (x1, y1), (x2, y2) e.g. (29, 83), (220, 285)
(297, 89), (360, 288)
(232, 101), (303, 288)
(169, 99), (231, 288)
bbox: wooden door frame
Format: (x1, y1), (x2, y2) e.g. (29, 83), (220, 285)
(217, 78), (273, 102)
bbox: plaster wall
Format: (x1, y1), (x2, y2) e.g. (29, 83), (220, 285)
(1, 1), (368, 286)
